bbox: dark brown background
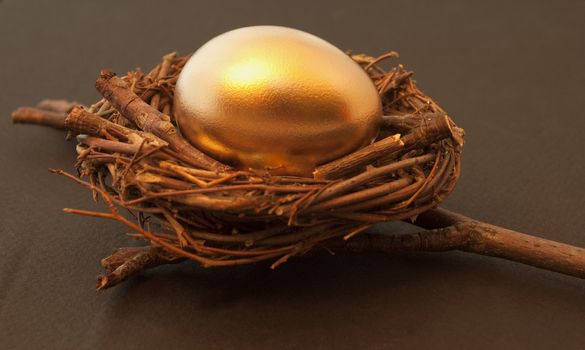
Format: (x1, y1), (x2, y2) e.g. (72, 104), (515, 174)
(2, 0), (585, 349)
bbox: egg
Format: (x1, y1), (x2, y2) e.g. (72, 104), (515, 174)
(173, 25), (382, 176)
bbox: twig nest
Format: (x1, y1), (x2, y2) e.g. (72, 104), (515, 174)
(60, 35), (464, 272)
(174, 26), (382, 176)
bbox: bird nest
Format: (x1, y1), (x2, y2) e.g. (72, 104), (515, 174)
(52, 51), (464, 287)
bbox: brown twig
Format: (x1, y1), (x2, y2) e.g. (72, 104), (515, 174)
(314, 134), (404, 179)
(11, 107), (67, 129)
(65, 106), (167, 146)
(95, 70), (231, 172)
(11, 99), (81, 129)
(97, 246), (185, 290)
(76, 135), (140, 154)
(36, 99), (78, 114)
(332, 208), (585, 279)
(312, 153), (436, 204)
(314, 112), (462, 180)
(16, 50), (585, 290)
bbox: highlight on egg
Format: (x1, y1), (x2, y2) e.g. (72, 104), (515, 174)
(173, 25), (382, 176)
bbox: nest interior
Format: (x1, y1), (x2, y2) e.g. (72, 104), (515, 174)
(60, 50), (464, 269)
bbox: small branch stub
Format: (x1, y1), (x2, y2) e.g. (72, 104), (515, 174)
(12, 107), (67, 129)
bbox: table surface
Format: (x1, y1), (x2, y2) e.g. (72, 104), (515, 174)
(2, 0), (585, 349)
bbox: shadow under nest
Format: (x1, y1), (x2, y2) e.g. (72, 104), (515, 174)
(18, 51), (467, 289)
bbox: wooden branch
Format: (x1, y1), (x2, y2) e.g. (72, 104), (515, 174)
(314, 113), (461, 180)
(383, 113), (441, 132)
(313, 134), (404, 179)
(11, 99), (81, 130)
(97, 246), (185, 290)
(36, 99), (78, 114)
(77, 134), (140, 154)
(399, 114), (464, 148)
(95, 70), (231, 172)
(313, 153), (435, 204)
(333, 208), (585, 279)
(11, 107), (67, 129)
(65, 106), (167, 147)
(378, 113), (463, 164)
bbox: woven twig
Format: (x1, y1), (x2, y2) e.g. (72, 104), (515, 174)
(13, 51), (466, 288)
(58, 52), (462, 269)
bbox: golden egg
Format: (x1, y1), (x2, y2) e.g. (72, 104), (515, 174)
(174, 25), (382, 176)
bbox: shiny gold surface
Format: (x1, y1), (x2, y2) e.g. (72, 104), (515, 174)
(174, 26), (382, 176)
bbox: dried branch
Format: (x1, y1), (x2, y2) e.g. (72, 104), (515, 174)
(313, 153), (436, 204)
(65, 106), (167, 146)
(97, 246), (185, 290)
(77, 135), (140, 154)
(333, 208), (585, 278)
(36, 99), (78, 114)
(11, 107), (67, 129)
(314, 113), (461, 180)
(95, 70), (231, 172)
(314, 134), (404, 179)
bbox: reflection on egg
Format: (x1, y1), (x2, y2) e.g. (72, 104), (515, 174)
(174, 25), (382, 176)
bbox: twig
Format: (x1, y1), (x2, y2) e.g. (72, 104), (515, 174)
(313, 153), (435, 204)
(97, 246), (185, 290)
(314, 134), (404, 179)
(36, 99), (78, 114)
(65, 106), (167, 146)
(11, 107), (67, 129)
(314, 113), (460, 179)
(95, 70), (231, 172)
(331, 208), (585, 279)
(77, 135), (140, 154)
